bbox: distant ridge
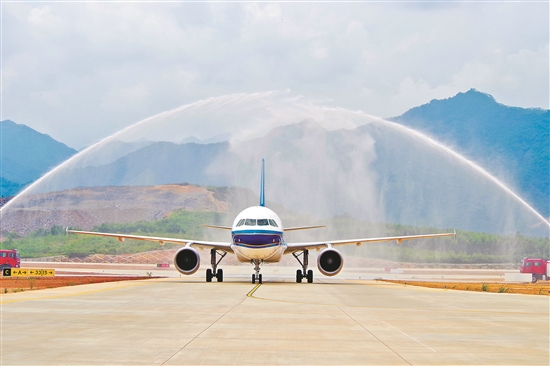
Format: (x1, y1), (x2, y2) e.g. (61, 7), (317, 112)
(390, 89), (549, 217)
(1, 120), (77, 196)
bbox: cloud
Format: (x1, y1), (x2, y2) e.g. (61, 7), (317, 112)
(389, 78), (455, 114)
(100, 85), (150, 112)
(2, 2), (548, 148)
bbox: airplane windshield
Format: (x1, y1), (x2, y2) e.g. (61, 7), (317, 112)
(245, 219), (257, 226)
(236, 219), (245, 227)
(257, 219), (269, 226)
(268, 219), (278, 227)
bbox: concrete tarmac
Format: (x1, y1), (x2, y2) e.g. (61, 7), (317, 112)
(1, 266), (549, 365)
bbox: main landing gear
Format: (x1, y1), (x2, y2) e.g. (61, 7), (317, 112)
(251, 260), (263, 284)
(293, 250), (313, 283)
(206, 249), (226, 283)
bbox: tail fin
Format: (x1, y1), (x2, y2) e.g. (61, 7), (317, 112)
(260, 158), (265, 207)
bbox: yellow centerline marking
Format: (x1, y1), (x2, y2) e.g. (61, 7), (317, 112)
(247, 283), (262, 297)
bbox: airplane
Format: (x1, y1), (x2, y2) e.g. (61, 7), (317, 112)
(67, 159), (456, 284)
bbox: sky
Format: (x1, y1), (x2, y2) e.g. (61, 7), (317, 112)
(2, 1), (549, 149)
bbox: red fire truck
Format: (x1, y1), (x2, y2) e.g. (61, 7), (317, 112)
(520, 258), (549, 282)
(0, 249), (21, 270)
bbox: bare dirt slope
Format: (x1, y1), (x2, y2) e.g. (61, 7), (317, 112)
(2, 184), (255, 235)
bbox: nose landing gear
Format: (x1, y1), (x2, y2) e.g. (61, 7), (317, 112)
(251, 260), (263, 284)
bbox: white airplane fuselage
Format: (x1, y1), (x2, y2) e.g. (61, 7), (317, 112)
(230, 206), (287, 263)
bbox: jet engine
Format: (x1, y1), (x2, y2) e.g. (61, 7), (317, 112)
(174, 247), (200, 275)
(317, 248), (343, 276)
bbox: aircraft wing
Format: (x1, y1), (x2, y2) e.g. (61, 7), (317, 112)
(284, 232), (456, 254)
(66, 229), (233, 252)
(200, 224), (233, 230)
(285, 225), (326, 231)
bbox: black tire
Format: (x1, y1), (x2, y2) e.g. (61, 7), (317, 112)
(259, 274), (263, 284)
(252, 274), (256, 284)
(532, 274), (538, 283)
(296, 269), (302, 283)
(206, 269), (213, 282)
(216, 269), (223, 282)
(307, 270), (313, 283)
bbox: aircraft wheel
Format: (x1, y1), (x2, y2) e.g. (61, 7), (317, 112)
(252, 274), (256, 284)
(307, 270), (313, 283)
(206, 269), (213, 283)
(216, 269), (223, 282)
(296, 269), (302, 283)
(259, 274), (263, 284)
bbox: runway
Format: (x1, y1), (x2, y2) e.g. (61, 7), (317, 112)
(1, 267), (548, 365)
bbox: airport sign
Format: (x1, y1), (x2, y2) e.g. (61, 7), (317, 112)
(2, 268), (55, 277)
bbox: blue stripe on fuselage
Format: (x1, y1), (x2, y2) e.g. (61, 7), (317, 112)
(232, 229), (283, 246)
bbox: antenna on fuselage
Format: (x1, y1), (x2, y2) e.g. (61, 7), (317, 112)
(260, 158), (265, 207)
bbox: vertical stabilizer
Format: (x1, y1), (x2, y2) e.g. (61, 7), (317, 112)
(260, 158), (265, 207)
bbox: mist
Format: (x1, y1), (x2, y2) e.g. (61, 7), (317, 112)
(2, 92), (548, 251)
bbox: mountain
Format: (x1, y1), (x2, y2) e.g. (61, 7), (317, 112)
(4, 91), (548, 236)
(24, 119), (548, 236)
(51, 141), (234, 188)
(389, 89), (549, 217)
(0, 120), (77, 196)
(73, 139), (154, 167)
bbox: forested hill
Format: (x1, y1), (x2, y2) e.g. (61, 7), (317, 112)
(0, 120), (77, 196)
(390, 89), (549, 218)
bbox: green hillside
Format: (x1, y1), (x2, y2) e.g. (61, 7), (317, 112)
(390, 89), (549, 217)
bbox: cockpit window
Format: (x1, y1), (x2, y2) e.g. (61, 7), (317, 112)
(268, 219), (278, 227)
(257, 219), (269, 226)
(245, 219), (257, 226)
(237, 219), (245, 227)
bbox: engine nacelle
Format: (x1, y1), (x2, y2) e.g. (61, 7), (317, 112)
(174, 247), (200, 275)
(317, 248), (343, 276)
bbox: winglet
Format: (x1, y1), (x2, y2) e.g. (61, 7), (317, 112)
(260, 158), (265, 207)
